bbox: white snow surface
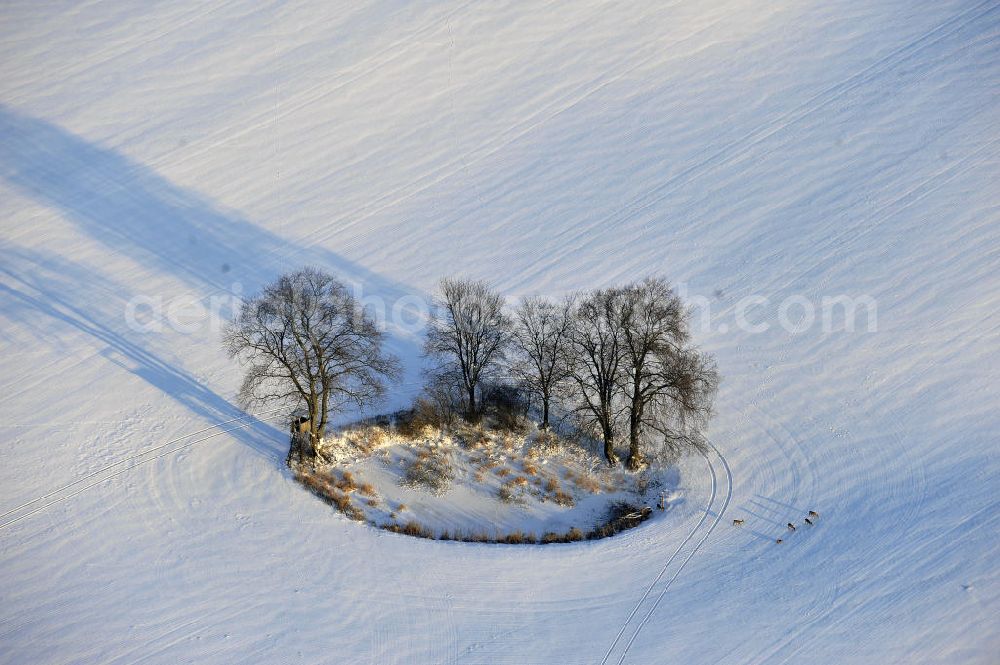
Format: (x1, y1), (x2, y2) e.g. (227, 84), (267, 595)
(1, 1), (998, 663)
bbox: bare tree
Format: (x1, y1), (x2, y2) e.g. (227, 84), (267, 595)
(424, 278), (511, 420)
(618, 277), (719, 469)
(510, 295), (575, 429)
(640, 346), (719, 462)
(567, 288), (629, 465)
(223, 268), (400, 464)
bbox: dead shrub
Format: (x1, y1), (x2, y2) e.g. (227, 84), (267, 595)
(498, 481), (522, 504)
(342, 425), (391, 455)
(400, 521), (433, 538)
(500, 530), (536, 545)
(482, 383), (530, 434)
(334, 471), (357, 493)
(343, 503), (365, 521)
(522, 462), (538, 476)
(544, 477), (559, 493)
(496, 467), (512, 478)
(513, 476), (528, 487)
(574, 474), (601, 494)
(566, 527), (584, 542)
(397, 403), (445, 440)
(331, 492), (352, 513)
(357, 482), (377, 497)
(401, 450), (454, 495)
(553, 490), (575, 507)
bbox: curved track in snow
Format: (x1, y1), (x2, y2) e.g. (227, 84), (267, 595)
(602, 440), (734, 664)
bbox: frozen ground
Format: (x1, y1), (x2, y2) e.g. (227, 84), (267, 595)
(1, 1), (998, 663)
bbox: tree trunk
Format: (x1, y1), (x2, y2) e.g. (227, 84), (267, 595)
(626, 407), (644, 470)
(602, 425), (619, 466)
(541, 397), (550, 430)
(467, 384), (477, 419)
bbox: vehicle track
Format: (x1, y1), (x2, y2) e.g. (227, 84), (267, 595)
(601, 439), (733, 664)
(0, 407), (286, 530)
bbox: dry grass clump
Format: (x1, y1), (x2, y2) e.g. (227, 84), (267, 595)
(498, 480), (524, 504)
(396, 406), (443, 441)
(552, 489), (575, 507)
(330, 492), (351, 512)
(499, 433), (520, 452)
(496, 467), (512, 478)
(345, 426), (391, 454)
(357, 482), (377, 497)
(325, 489), (364, 521)
(367, 498), (379, 507)
(522, 462), (538, 476)
(295, 470), (365, 520)
(384, 521), (433, 539)
(574, 474), (601, 494)
(512, 476), (529, 487)
(466, 531), (491, 543)
(335, 471), (357, 493)
(566, 527), (585, 542)
(544, 477), (559, 493)
(295, 469), (331, 495)
(401, 449), (454, 494)
(500, 530), (536, 545)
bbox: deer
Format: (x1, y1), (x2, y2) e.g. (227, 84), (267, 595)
(732, 519), (744, 526)
(808, 510), (819, 518)
(787, 522), (796, 531)
(804, 518), (814, 526)
(776, 538), (783, 544)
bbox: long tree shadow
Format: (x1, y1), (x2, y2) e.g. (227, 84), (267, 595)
(0, 247), (286, 462)
(0, 105), (426, 368)
(0, 106), (432, 464)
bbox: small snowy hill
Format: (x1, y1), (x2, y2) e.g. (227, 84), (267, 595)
(1, 1), (998, 663)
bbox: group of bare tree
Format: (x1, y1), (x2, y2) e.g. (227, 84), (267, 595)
(423, 277), (719, 469)
(224, 268), (717, 469)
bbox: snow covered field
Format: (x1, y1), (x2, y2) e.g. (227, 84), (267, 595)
(1, 1), (998, 663)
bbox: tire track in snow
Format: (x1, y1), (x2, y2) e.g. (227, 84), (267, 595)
(0, 408), (286, 530)
(601, 439), (733, 664)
